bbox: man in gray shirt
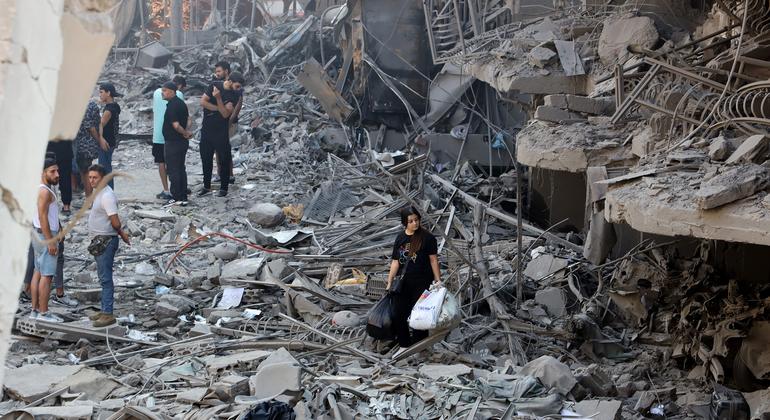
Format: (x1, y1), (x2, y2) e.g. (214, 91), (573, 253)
(87, 164), (130, 327)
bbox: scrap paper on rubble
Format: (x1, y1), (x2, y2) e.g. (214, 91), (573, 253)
(218, 287), (245, 309)
(253, 229), (313, 246)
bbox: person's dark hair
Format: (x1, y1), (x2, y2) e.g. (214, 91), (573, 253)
(215, 61), (231, 72)
(399, 206), (424, 257)
(228, 71), (245, 85)
(43, 158), (57, 171)
(172, 75), (186, 89)
(88, 164), (107, 177)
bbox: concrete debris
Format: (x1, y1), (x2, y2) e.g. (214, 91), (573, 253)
(598, 16), (659, 65)
(695, 164), (769, 209)
(6, 1), (770, 419)
(725, 134), (769, 164)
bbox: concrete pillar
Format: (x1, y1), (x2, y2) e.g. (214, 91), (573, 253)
(171, 0), (183, 46)
(0, 0), (114, 389)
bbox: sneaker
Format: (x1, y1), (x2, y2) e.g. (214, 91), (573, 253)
(212, 174), (221, 183)
(93, 314), (116, 327)
(156, 191), (172, 200)
(197, 188), (211, 197)
(88, 312), (103, 321)
(51, 294), (78, 307)
(29, 310), (39, 319)
(179, 201), (189, 207)
(163, 199), (178, 207)
(19, 291), (31, 303)
(37, 312), (64, 323)
(217, 189), (228, 197)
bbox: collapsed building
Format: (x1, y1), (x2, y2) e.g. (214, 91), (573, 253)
(4, 0), (770, 418)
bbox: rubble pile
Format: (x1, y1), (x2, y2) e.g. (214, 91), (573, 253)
(6, 1), (770, 419)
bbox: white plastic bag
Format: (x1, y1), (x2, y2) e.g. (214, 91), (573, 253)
(408, 287), (447, 330)
(435, 291), (460, 329)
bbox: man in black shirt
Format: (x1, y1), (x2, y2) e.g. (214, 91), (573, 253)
(198, 72), (244, 197)
(98, 83), (122, 189)
(161, 81), (193, 205)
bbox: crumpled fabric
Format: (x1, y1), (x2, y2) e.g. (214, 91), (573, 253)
(241, 400), (295, 420)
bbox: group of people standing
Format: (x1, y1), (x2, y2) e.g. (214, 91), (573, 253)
(24, 61), (247, 327)
(151, 61), (245, 205)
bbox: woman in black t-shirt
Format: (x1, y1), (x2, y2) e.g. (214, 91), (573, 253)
(386, 206), (442, 347)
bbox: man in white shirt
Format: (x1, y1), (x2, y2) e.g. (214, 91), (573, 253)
(30, 158), (64, 322)
(152, 75), (186, 200)
(87, 164), (130, 327)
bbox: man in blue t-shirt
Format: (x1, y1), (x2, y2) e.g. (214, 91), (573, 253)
(152, 75), (186, 200)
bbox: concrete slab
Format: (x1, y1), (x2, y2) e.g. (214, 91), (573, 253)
(517, 121), (635, 173)
(419, 364), (472, 380)
(221, 257), (265, 279)
(3, 364), (82, 402)
(535, 287), (568, 318)
(606, 172), (770, 246)
(523, 254), (569, 282)
(573, 399), (622, 420)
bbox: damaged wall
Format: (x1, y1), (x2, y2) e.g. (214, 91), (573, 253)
(0, 0), (114, 389)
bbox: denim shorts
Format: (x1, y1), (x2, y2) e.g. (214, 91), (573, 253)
(32, 231), (59, 277)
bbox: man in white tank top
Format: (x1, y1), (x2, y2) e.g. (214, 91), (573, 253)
(30, 158), (64, 322)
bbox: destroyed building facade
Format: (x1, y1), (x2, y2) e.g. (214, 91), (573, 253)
(4, 0), (770, 418)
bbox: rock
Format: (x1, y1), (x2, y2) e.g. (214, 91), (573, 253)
(154, 273), (175, 287)
(155, 294), (195, 318)
(247, 203), (285, 227)
(725, 134), (769, 164)
(599, 16), (658, 65)
(70, 288), (100, 303)
(212, 242), (239, 261)
(331, 310), (361, 327)
(518, 355), (577, 395)
(419, 364), (472, 380)
(535, 287), (568, 318)
(695, 164), (769, 209)
(708, 136), (730, 161)
(534, 105), (584, 123)
(528, 46), (557, 68)
(222, 257), (264, 279)
(125, 219), (143, 237)
(210, 374), (250, 402)
(144, 227), (162, 241)
(134, 209), (176, 221)
(259, 258), (290, 282)
(544, 94), (615, 115)
(74, 273), (92, 283)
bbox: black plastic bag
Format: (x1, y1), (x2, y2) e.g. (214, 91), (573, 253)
(367, 292), (397, 339)
(241, 400), (295, 420)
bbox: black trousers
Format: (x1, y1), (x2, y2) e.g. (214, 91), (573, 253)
(165, 139), (189, 201)
(392, 274), (431, 347)
(46, 141), (73, 206)
(24, 241), (64, 289)
(200, 124), (231, 190)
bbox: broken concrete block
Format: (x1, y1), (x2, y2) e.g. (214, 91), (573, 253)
(259, 258), (291, 282)
(573, 399), (622, 420)
(695, 164), (769, 209)
(726, 134), (769, 164)
(176, 387), (208, 404)
(155, 294), (195, 318)
(599, 16), (658, 65)
(524, 254), (569, 282)
(210, 374), (250, 402)
(535, 105), (584, 123)
(574, 364), (616, 397)
(249, 348), (302, 401)
(3, 364), (82, 402)
(544, 94), (615, 115)
(144, 227), (162, 241)
(56, 367), (121, 402)
(518, 355), (577, 395)
(134, 209), (176, 221)
(207, 263), (221, 280)
(632, 127), (658, 158)
(222, 257), (264, 279)
(212, 242), (239, 261)
(70, 288), (101, 303)
(153, 273), (175, 287)
(535, 287), (568, 318)
(248, 203), (285, 227)
(135, 41), (173, 68)
(206, 350), (271, 375)
(708, 136), (730, 161)
(528, 46), (557, 68)
(332, 310), (361, 327)
(419, 364), (472, 380)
